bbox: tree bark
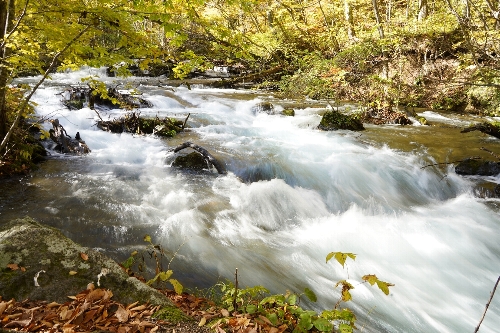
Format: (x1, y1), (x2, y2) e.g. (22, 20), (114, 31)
(372, 0), (385, 39)
(344, 0), (356, 41)
(418, 0), (428, 21)
(0, 0), (14, 145)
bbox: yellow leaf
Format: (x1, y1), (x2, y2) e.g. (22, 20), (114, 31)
(69, 271), (78, 275)
(198, 317), (207, 326)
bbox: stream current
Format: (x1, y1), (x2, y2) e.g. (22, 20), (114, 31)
(1, 68), (500, 332)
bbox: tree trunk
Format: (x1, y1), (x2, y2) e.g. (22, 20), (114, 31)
(418, 0), (428, 21)
(0, 0), (13, 145)
(344, 0), (356, 41)
(372, 0), (385, 39)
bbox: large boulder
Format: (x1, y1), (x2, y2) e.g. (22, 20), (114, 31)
(0, 217), (172, 306)
(318, 110), (365, 131)
(172, 152), (208, 171)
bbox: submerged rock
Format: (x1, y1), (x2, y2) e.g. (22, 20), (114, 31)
(0, 217), (172, 306)
(252, 102), (277, 115)
(361, 104), (412, 125)
(318, 110), (364, 131)
(455, 158), (500, 176)
(170, 142), (227, 174)
(172, 152), (208, 171)
(281, 108), (295, 116)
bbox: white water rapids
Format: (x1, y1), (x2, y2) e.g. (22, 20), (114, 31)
(11, 68), (500, 332)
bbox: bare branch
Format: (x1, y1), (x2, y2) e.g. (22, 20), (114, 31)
(0, 0), (29, 50)
(475, 276), (500, 333)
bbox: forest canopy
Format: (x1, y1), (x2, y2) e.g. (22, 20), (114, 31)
(0, 0), (499, 174)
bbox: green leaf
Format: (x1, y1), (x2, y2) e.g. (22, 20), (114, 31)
(339, 323), (354, 333)
(304, 287), (317, 302)
(144, 234), (152, 243)
(246, 304), (257, 314)
(169, 278), (183, 294)
(313, 318), (333, 332)
(266, 312), (279, 326)
(298, 312), (313, 330)
(121, 256), (135, 269)
(325, 252), (356, 267)
(158, 270), (173, 281)
(287, 294), (297, 305)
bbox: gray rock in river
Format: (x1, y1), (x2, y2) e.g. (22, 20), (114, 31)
(252, 101), (277, 115)
(0, 217), (172, 306)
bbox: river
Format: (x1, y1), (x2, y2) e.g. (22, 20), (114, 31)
(1, 68), (499, 332)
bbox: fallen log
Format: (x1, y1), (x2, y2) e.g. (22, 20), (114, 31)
(170, 141), (226, 174)
(461, 122), (500, 139)
(210, 66), (283, 88)
(96, 112), (183, 137)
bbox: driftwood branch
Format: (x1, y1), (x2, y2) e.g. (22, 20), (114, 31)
(420, 156), (482, 169)
(211, 66), (283, 88)
(480, 147), (500, 160)
(475, 276), (500, 333)
(462, 122), (500, 139)
(171, 141), (226, 174)
(182, 113), (190, 129)
(233, 268), (239, 311)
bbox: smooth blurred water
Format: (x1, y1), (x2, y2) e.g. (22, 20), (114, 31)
(2, 68), (500, 332)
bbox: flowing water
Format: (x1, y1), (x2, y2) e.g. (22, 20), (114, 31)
(1, 68), (500, 332)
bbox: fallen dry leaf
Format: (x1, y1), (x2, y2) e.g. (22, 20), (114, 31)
(69, 271), (78, 276)
(6, 263), (18, 271)
(80, 252), (89, 261)
(115, 305), (129, 323)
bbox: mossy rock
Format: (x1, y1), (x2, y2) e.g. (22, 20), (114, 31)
(318, 110), (364, 131)
(467, 84), (500, 116)
(172, 152), (208, 171)
(416, 116), (428, 125)
(281, 108), (295, 116)
(152, 305), (193, 324)
(0, 217), (173, 306)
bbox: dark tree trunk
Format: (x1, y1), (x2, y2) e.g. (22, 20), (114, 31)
(0, 0), (14, 146)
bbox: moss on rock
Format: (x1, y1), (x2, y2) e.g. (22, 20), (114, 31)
(0, 217), (173, 307)
(318, 110), (364, 131)
(152, 305), (193, 324)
